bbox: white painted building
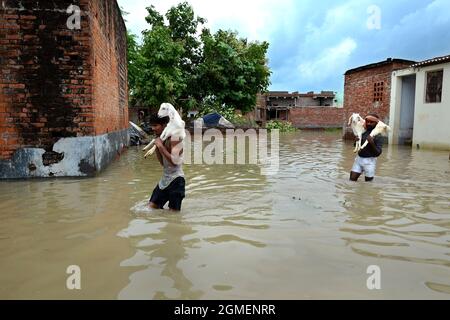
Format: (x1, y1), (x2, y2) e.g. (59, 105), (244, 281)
(389, 54), (450, 150)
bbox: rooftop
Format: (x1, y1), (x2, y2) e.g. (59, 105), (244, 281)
(411, 54), (450, 68)
(345, 58), (416, 75)
(263, 91), (336, 99)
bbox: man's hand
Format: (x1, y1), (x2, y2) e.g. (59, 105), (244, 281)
(154, 138), (164, 149)
(366, 135), (374, 143)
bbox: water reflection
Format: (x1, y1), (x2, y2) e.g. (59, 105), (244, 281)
(118, 214), (203, 299)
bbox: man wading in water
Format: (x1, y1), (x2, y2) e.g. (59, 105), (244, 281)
(350, 113), (383, 182)
(148, 114), (185, 211)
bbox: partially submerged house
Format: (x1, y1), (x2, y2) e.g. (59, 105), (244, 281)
(343, 58), (415, 139)
(0, 0), (129, 179)
(254, 91), (343, 129)
(389, 54), (450, 150)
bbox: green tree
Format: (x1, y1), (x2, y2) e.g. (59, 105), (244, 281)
(127, 3), (271, 115)
(137, 25), (185, 107)
(166, 2), (206, 111)
(127, 32), (144, 100)
(198, 30), (271, 113)
(134, 3), (205, 110)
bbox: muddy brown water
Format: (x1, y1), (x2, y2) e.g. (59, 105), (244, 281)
(0, 131), (449, 299)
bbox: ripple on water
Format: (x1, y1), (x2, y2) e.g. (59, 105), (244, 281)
(1, 132), (449, 299)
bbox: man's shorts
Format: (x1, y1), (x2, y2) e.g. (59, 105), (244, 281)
(149, 177), (186, 211)
(351, 155), (377, 178)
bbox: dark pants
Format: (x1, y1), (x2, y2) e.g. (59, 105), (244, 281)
(149, 177), (186, 211)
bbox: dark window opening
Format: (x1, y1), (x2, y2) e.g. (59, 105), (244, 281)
(373, 81), (384, 102)
(426, 70), (443, 103)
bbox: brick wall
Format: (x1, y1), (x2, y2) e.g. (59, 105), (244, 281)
(89, 0), (128, 136)
(0, 0), (128, 160)
(289, 107), (344, 129)
(343, 61), (412, 138)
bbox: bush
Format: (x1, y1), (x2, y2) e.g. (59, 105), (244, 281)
(265, 120), (297, 132)
(232, 114), (259, 128)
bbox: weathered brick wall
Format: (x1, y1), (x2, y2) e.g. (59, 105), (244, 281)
(0, 0), (92, 159)
(343, 61), (411, 138)
(289, 107), (344, 129)
(0, 0), (128, 161)
(89, 0), (128, 136)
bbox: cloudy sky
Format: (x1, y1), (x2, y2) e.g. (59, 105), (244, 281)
(117, 0), (450, 93)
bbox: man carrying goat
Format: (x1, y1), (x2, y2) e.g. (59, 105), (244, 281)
(147, 111), (186, 211)
(350, 113), (384, 182)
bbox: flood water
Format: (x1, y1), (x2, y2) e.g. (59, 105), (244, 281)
(0, 131), (449, 299)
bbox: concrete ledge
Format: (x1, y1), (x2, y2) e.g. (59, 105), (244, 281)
(0, 129), (129, 179)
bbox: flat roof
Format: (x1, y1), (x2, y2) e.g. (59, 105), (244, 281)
(264, 91), (335, 98)
(345, 58), (416, 75)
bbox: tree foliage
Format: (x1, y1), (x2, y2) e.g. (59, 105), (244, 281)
(127, 2), (271, 115)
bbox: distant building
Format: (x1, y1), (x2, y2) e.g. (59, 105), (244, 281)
(343, 58), (415, 139)
(389, 54), (450, 150)
(253, 91), (343, 129)
(0, 0), (129, 179)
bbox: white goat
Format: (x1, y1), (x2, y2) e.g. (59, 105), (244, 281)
(348, 113), (366, 153)
(142, 103), (186, 158)
(359, 120), (391, 150)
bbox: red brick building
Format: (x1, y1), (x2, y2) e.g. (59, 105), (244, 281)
(343, 58), (415, 139)
(0, 0), (129, 178)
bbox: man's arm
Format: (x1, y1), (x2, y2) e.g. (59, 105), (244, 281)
(155, 138), (183, 166)
(155, 147), (164, 166)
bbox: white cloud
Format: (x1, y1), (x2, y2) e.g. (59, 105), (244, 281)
(118, 0), (295, 42)
(298, 38), (357, 82)
(398, 0), (450, 29)
(118, 0), (450, 92)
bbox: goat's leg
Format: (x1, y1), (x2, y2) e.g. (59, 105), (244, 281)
(142, 138), (155, 152)
(359, 141), (368, 150)
(160, 129), (169, 141)
(353, 134), (362, 153)
(360, 133), (374, 150)
(353, 140), (359, 153)
(144, 145), (157, 158)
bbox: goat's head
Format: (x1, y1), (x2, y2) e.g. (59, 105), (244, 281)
(348, 113), (364, 126)
(158, 103), (176, 120)
(376, 121), (391, 136)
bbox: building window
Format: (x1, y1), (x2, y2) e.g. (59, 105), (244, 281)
(373, 82), (384, 102)
(426, 70), (443, 103)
